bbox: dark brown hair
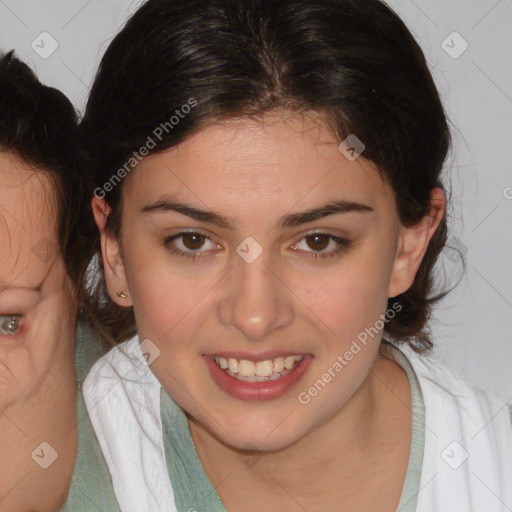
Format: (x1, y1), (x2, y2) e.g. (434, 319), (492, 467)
(80, 0), (452, 351)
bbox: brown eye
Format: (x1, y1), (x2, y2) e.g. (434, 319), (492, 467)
(305, 234), (330, 251)
(181, 232), (206, 250)
(291, 232), (352, 260)
(163, 230), (220, 261)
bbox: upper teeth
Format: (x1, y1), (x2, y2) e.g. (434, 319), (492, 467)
(214, 355), (303, 377)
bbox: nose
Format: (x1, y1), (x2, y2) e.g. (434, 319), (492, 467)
(217, 250), (294, 342)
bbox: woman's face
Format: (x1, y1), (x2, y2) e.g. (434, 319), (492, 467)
(96, 111), (441, 450)
(0, 152), (74, 410)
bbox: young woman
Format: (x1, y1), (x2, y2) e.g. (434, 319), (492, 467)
(0, 51), (120, 511)
(80, 1), (512, 511)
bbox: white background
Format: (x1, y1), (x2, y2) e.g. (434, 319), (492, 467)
(0, 0), (510, 400)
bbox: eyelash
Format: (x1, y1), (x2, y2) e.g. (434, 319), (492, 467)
(162, 230), (351, 262)
(0, 315), (23, 336)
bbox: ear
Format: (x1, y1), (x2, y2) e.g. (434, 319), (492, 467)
(388, 188), (446, 298)
(91, 196), (133, 307)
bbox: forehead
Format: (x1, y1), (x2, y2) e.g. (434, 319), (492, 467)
(0, 151), (58, 287)
(124, 111), (392, 214)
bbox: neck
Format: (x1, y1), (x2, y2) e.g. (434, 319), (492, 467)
(0, 319), (78, 512)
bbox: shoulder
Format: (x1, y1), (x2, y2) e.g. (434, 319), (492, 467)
(59, 324), (122, 512)
(385, 341), (512, 428)
(81, 336), (172, 511)
(82, 334), (161, 419)
(58, 394), (121, 512)
(387, 343), (512, 509)
(391, 342), (498, 397)
(83, 335), (148, 387)
(392, 341), (512, 442)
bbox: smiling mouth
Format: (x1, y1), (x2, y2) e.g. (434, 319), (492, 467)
(213, 355), (304, 382)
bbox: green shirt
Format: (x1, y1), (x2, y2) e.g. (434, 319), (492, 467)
(57, 323), (121, 512)
(160, 342), (426, 512)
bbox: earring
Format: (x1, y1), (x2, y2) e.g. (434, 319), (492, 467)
(117, 291), (127, 298)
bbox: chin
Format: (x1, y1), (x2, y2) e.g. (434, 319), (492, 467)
(194, 409), (311, 454)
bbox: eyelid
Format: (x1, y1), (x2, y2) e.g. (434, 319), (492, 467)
(0, 293), (39, 313)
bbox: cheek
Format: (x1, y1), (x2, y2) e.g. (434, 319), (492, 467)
(300, 252), (393, 343)
(0, 293), (75, 405)
(0, 340), (48, 408)
(0, 350), (28, 408)
(126, 248), (211, 343)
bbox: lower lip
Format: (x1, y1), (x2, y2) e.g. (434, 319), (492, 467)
(204, 355), (313, 401)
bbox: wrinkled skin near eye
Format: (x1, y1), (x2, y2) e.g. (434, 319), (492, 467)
(0, 151), (78, 512)
(0, 151), (75, 409)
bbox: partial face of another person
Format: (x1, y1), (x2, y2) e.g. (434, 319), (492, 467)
(0, 151), (74, 410)
(96, 111), (442, 451)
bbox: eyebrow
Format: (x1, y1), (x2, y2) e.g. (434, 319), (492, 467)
(141, 197), (374, 230)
